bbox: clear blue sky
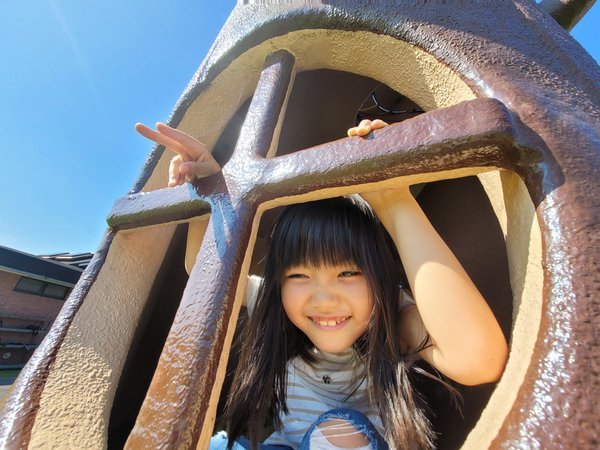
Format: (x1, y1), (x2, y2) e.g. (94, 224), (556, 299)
(1, 1), (598, 256)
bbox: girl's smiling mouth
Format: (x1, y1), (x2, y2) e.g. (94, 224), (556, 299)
(309, 316), (351, 328)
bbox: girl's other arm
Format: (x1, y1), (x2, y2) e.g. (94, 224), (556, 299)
(362, 187), (508, 386)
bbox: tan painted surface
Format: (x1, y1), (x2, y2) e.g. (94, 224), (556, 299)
(478, 171), (509, 238)
(28, 225), (175, 449)
(0, 385), (12, 410)
(143, 29), (475, 193)
(185, 215), (210, 274)
(463, 172), (543, 449)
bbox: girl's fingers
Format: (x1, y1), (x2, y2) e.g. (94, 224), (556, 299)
(138, 121), (221, 186)
(355, 119), (372, 136)
(136, 122), (196, 161)
(156, 123), (209, 159)
(371, 119), (389, 130)
(347, 120), (372, 137)
(347, 119), (389, 137)
(135, 122), (163, 144)
(168, 155), (184, 187)
(179, 160), (221, 180)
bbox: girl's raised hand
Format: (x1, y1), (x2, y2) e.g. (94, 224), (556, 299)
(347, 119), (388, 137)
(135, 122), (221, 187)
(361, 186), (508, 385)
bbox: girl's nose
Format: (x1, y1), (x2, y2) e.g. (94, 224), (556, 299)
(311, 285), (339, 307)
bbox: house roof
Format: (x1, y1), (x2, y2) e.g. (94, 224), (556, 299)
(0, 245), (88, 287)
(39, 252), (94, 271)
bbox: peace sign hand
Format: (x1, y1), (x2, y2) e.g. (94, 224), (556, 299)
(135, 122), (221, 187)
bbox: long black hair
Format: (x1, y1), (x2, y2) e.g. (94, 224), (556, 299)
(225, 196), (436, 449)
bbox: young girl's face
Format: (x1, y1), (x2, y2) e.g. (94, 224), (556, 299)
(281, 263), (373, 353)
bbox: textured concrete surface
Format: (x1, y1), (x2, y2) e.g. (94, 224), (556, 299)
(1, 1), (598, 449)
(0, 386), (12, 410)
(27, 226), (175, 449)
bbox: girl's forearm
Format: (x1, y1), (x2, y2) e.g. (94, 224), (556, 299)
(367, 189), (508, 385)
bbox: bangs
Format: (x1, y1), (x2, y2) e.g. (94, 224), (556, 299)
(272, 196), (375, 270)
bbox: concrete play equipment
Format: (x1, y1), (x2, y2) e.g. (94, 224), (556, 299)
(1, 1), (598, 448)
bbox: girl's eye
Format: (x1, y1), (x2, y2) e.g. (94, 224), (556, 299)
(286, 273), (309, 279)
(339, 270), (362, 278)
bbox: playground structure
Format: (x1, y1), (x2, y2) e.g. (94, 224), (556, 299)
(1, 1), (598, 448)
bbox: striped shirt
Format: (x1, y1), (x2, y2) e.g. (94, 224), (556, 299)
(244, 275), (386, 447)
(262, 348), (384, 448)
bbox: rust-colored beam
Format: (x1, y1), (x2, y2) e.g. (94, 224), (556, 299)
(539, 0), (597, 30)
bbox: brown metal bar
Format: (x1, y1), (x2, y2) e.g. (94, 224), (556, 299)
(109, 98), (524, 231)
(229, 50), (296, 162)
(237, 98), (529, 202)
(124, 50), (296, 449)
(107, 181), (213, 231)
(125, 199), (254, 449)
(539, 0), (597, 30)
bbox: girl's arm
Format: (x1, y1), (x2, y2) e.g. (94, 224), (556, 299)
(362, 187), (508, 386)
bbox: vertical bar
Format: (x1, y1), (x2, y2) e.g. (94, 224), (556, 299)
(125, 199), (254, 449)
(538, 0), (596, 30)
(231, 50), (296, 161)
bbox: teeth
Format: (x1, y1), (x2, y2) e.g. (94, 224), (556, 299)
(315, 318), (346, 327)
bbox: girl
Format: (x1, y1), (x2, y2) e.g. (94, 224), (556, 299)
(136, 120), (508, 449)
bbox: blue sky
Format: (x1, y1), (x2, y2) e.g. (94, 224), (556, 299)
(1, 1), (598, 256)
